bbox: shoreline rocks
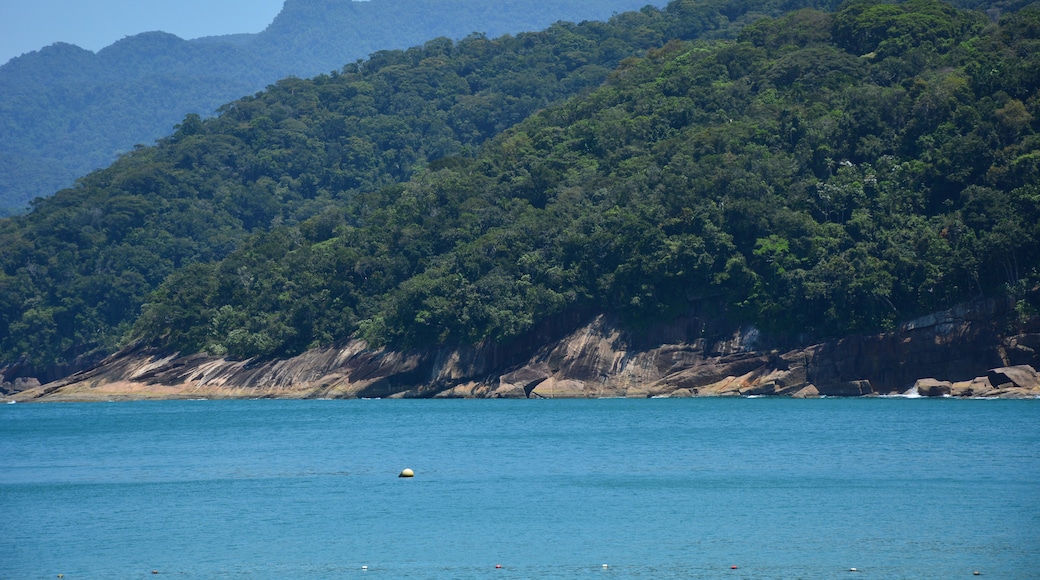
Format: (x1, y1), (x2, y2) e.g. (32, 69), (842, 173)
(6, 299), (1040, 402)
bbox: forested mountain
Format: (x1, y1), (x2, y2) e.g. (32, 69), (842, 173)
(0, 0), (729, 378)
(1, 0), (1038, 384)
(0, 0), (680, 216)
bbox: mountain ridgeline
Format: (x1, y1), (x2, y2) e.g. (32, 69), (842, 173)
(11, 0), (1021, 215)
(0, 0), (679, 216)
(2, 0), (1039, 383)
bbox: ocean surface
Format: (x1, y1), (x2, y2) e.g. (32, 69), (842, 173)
(1, 398), (1038, 579)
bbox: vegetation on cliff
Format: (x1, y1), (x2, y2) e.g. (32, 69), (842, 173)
(1, 0), (1039, 375)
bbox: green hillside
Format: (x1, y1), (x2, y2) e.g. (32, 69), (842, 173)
(2, 0), (1038, 381)
(0, 1), (700, 377)
(0, 0), (679, 216)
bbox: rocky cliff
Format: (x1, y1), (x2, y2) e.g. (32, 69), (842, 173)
(6, 299), (1040, 402)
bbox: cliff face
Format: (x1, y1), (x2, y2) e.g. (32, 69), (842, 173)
(7, 299), (1040, 402)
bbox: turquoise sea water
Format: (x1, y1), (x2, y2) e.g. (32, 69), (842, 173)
(1, 398), (1038, 579)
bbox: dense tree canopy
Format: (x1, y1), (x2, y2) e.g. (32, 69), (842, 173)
(0, 0), (679, 216)
(0, 0), (724, 373)
(2, 0), (1038, 378)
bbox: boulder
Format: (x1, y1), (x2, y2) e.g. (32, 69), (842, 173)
(953, 376), (1004, 397)
(986, 365), (1040, 389)
(914, 378), (953, 397)
(1, 375), (41, 395)
(790, 384), (820, 398)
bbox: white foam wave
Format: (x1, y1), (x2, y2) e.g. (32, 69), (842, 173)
(878, 386), (922, 398)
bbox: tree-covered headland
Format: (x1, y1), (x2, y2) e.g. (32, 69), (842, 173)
(1, 0), (1038, 380)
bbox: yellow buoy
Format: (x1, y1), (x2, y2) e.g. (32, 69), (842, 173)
(399, 468), (414, 478)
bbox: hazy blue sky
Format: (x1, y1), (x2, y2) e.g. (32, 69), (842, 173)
(0, 0), (288, 65)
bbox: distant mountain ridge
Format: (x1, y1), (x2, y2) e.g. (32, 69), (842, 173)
(0, 0), (670, 215)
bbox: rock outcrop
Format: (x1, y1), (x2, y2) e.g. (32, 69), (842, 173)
(7, 298), (1040, 402)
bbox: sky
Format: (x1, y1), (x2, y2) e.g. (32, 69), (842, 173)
(0, 0), (288, 65)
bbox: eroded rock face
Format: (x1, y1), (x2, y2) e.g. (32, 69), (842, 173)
(10, 299), (1040, 402)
